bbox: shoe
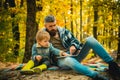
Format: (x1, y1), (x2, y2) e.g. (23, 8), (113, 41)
(93, 74), (109, 80)
(108, 61), (120, 80)
(33, 68), (42, 74)
(20, 70), (35, 75)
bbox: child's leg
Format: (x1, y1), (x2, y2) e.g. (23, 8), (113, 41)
(32, 64), (47, 73)
(20, 60), (35, 75)
(33, 62), (47, 71)
(22, 60), (34, 70)
(32, 59), (50, 74)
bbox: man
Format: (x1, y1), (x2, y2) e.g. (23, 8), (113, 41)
(43, 15), (120, 80)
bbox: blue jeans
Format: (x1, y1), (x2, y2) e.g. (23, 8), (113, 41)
(57, 36), (113, 78)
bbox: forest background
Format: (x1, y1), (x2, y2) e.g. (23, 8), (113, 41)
(0, 0), (120, 63)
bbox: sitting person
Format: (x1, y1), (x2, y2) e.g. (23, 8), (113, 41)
(21, 30), (68, 74)
(42, 15), (120, 80)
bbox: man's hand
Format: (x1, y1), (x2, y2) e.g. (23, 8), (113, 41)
(70, 46), (76, 55)
(35, 55), (42, 61)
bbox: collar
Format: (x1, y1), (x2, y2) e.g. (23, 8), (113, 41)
(36, 43), (42, 47)
(36, 43), (50, 48)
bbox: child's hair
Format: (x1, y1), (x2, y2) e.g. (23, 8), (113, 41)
(36, 30), (50, 41)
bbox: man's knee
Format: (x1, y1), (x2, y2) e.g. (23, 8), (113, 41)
(85, 36), (97, 44)
(64, 57), (75, 66)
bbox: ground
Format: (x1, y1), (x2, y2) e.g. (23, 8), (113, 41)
(0, 58), (110, 80)
(0, 52), (119, 80)
(0, 61), (90, 80)
(21, 70), (90, 80)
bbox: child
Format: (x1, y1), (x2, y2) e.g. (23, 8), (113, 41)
(21, 30), (68, 74)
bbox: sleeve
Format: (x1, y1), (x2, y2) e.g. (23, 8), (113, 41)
(49, 43), (62, 56)
(65, 29), (82, 50)
(32, 44), (37, 61)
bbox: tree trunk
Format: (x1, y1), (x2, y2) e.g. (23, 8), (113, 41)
(70, 0), (73, 33)
(23, 0), (38, 63)
(3, 0), (9, 9)
(117, 5), (120, 60)
(93, 5), (98, 39)
(117, 26), (120, 60)
(117, 0), (120, 61)
(11, 13), (20, 57)
(75, 20), (79, 38)
(20, 0), (23, 7)
(80, 0), (82, 41)
(8, 0), (20, 57)
(8, 0), (16, 7)
(92, 2), (98, 56)
(0, 0), (2, 11)
(0, 0), (2, 7)
(64, 15), (67, 28)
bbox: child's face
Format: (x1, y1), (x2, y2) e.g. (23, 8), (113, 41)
(38, 38), (49, 47)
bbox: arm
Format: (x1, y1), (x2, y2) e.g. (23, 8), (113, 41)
(49, 43), (60, 56)
(32, 44), (42, 61)
(65, 29), (81, 49)
(49, 43), (69, 56)
(60, 51), (70, 56)
(65, 29), (82, 54)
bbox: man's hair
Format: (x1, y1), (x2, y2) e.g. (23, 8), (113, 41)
(36, 30), (50, 41)
(44, 15), (56, 23)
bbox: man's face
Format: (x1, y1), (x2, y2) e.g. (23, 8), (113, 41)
(45, 22), (57, 36)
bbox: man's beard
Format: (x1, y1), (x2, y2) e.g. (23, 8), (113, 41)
(46, 29), (57, 37)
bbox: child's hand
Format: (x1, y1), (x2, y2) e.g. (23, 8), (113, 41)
(36, 55), (42, 61)
(62, 52), (70, 56)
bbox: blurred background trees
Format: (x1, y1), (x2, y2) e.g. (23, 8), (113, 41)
(0, 0), (120, 63)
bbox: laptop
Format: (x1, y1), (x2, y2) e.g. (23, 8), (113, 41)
(57, 50), (80, 59)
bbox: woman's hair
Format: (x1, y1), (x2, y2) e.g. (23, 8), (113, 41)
(36, 30), (50, 41)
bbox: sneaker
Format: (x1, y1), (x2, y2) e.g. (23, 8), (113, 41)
(20, 70), (35, 75)
(33, 68), (42, 74)
(108, 61), (120, 80)
(93, 74), (109, 80)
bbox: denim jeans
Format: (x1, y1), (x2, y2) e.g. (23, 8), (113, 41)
(57, 36), (113, 78)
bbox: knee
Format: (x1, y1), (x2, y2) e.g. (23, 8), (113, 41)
(64, 57), (75, 66)
(86, 36), (97, 44)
